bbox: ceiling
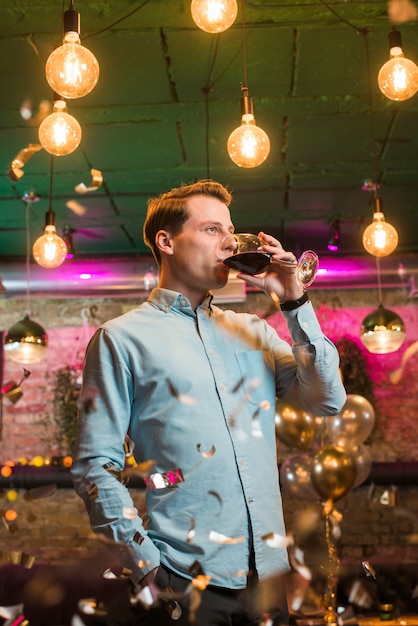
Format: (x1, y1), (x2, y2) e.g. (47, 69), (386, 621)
(1, 0), (418, 296)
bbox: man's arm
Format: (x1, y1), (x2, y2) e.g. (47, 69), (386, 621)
(71, 326), (160, 586)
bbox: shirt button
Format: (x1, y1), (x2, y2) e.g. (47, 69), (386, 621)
(302, 322), (308, 329)
(248, 498), (254, 504)
(210, 350), (216, 355)
(180, 299), (187, 306)
(220, 384), (226, 391)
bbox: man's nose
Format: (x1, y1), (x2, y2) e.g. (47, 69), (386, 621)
(221, 234), (238, 253)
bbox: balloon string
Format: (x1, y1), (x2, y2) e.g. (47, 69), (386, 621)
(322, 512), (339, 626)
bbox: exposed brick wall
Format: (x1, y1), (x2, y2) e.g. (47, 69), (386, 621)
(1, 290), (417, 572)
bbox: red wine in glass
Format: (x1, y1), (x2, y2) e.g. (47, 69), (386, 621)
(222, 233), (319, 286)
(223, 251), (271, 275)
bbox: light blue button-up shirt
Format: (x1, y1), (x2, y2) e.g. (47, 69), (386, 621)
(72, 288), (346, 589)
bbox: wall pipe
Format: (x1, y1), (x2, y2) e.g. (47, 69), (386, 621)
(1, 462), (418, 490)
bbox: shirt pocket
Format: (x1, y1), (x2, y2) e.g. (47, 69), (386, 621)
(235, 350), (276, 407)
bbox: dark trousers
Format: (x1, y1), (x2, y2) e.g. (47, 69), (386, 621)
(106, 565), (289, 626)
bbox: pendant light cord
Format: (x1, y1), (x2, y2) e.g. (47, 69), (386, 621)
(376, 256), (383, 305)
(363, 31), (380, 196)
(241, 0), (248, 88)
(24, 200), (32, 317)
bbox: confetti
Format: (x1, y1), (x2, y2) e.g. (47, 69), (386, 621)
(196, 443), (216, 458)
(78, 598), (107, 617)
(80, 386), (99, 414)
(123, 507), (137, 520)
(86, 483), (99, 500)
(187, 517), (196, 543)
(261, 532), (293, 550)
(166, 600), (182, 619)
(144, 468), (184, 490)
(208, 530), (245, 544)
(361, 561), (376, 579)
(75, 168), (103, 193)
(166, 379), (197, 405)
(7, 143), (42, 180)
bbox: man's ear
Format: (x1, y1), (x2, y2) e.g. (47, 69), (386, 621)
(155, 229), (174, 256)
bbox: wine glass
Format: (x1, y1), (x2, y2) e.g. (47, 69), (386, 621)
(222, 233), (319, 287)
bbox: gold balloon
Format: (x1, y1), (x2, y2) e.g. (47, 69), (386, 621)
(312, 445), (356, 501)
(274, 400), (315, 451)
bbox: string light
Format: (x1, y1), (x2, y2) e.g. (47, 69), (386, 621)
(378, 28), (418, 101)
(32, 157), (68, 269)
(362, 198), (398, 257)
(3, 195), (48, 364)
(227, 86), (270, 168)
(227, 1), (270, 168)
(191, 0), (238, 33)
(45, 1), (99, 99)
(38, 96), (82, 156)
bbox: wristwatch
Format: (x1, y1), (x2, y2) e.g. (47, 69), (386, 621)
(280, 291), (309, 311)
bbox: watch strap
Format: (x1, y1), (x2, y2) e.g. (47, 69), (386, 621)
(280, 291), (309, 311)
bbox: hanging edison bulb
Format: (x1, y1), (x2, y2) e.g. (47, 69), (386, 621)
(38, 97), (82, 156)
(33, 209), (68, 269)
(191, 0), (238, 33)
(227, 87), (270, 168)
(360, 304), (405, 354)
(362, 198), (398, 257)
(378, 29), (418, 101)
(4, 315), (48, 364)
(45, 4), (99, 99)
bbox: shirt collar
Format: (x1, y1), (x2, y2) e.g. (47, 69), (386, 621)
(148, 288), (214, 316)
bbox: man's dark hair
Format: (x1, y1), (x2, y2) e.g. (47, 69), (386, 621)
(143, 180), (232, 265)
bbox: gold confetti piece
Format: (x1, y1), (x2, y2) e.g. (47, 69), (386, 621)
(191, 574), (211, 591)
(269, 291), (280, 308)
(208, 490), (222, 511)
(261, 532), (293, 550)
(103, 566), (132, 580)
(361, 561), (376, 579)
(390, 340), (418, 384)
(75, 168), (103, 193)
(86, 483), (99, 500)
(124, 435), (135, 457)
(289, 546), (312, 581)
(166, 379), (197, 405)
(123, 507), (137, 520)
(8, 551), (33, 567)
(80, 385), (99, 414)
(208, 530), (245, 544)
(1, 381), (23, 405)
(133, 531), (145, 545)
(380, 487), (397, 507)
(196, 443), (216, 458)
(166, 600), (182, 619)
(187, 517), (196, 543)
(27, 484), (57, 500)
(66, 199), (88, 216)
(7, 143), (43, 181)
(259, 400), (271, 410)
(347, 579), (373, 609)
(122, 459), (155, 479)
(78, 598), (107, 617)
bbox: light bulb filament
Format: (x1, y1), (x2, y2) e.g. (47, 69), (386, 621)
(52, 119), (70, 146)
(393, 64), (407, 91)
(241, 130), (258, 159)
(207, 0), (224, 22)
(44, 239), (59, 262)
(373, 228), (387, 250)
(63, 52), (84, 86)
